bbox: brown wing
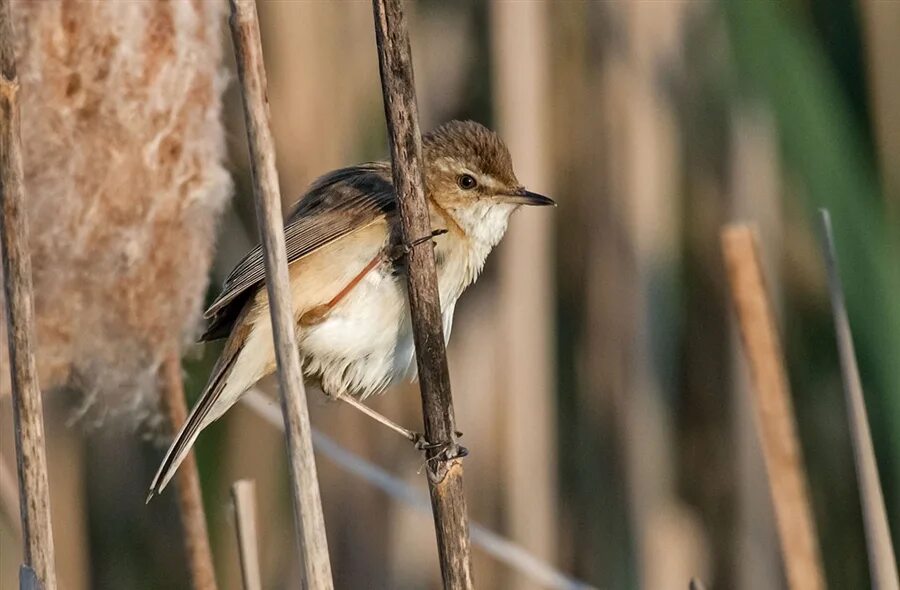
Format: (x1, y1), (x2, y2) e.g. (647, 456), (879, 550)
(201, 162), (396, 341)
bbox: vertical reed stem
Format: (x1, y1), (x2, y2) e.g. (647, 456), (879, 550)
(721, 225), (824, 590)
(819, 211), (899, 590)
(228, 1), (333, 587)
(159, 353), (218, 590)
(231, 480), (263, 590)
(0, 2), (57, 588)
(371, 0), (474, 587)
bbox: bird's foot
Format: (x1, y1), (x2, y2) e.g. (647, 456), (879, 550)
(335, 392), (468, 463)
(411, 432), (468, 460)
(389, 229), (448, 262)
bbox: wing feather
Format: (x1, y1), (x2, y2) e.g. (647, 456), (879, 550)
(201, 162), (396, 340)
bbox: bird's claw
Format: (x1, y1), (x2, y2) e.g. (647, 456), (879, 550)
(412, 432), (468, 460)
(411, 432), (431, 450)
(389, 229), (448, 262)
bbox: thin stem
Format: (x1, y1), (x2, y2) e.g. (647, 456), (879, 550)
(819, 210), (899, 590)
(721, 225), (825, 590)
(231, 480), (263, 590)
(370, 0), (474, 587)
(159, 352), (218, 590)
(337, 394), (419, 443)
(0, 2), (57, 588)
(227, 1), (333, 588)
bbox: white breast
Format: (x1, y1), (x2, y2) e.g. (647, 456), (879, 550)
(298, 261), (401, 398)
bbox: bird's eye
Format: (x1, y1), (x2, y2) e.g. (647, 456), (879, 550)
(457, 174), (477, 190)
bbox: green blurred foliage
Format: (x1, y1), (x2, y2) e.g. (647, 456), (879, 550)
(723, 0), (900, 584)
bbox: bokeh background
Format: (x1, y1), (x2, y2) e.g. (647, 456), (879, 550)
(1, 1), (898, 589)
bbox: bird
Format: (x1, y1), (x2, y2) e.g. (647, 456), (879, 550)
(148, 120), (554, 498)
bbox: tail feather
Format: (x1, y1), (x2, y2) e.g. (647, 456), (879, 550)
(146, 350), (239, 502)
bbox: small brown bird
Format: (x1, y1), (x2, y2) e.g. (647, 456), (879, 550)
(148, 120), (553, 497)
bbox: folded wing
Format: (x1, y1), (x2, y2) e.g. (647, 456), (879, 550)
(201, 162), (397, 340)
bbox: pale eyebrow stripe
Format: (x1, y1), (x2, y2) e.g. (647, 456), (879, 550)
(433, 158), (503, 190)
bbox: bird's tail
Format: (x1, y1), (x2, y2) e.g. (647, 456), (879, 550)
(146, 350), (239, 503)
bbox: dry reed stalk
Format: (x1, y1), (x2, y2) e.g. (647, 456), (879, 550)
(249, 7), (393, 586)
(228, 1), (334, 587)
(1, 2), (230, 419)
(371, 0), (474, 587)
(231, 480), (263, 590)
(819, 211), (899, 590)
(0, 2), (56, 588)
(489, 4), (558, 589)
(721, 225), (824, 590)
(159, 352), (218, 590)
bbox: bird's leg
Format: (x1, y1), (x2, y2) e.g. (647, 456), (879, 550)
(335, 393), (464, 453)
(388, 228), (448, 262)
(335, 393), (422, 446)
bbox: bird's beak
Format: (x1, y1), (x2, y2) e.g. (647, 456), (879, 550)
(497, 188), (556, 207)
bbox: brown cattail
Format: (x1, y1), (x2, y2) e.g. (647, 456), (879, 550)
(1, 1), (231, 422)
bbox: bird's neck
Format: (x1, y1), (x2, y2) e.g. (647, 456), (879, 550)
(454, 200), (517, 249)
(430, 199), (516, 291)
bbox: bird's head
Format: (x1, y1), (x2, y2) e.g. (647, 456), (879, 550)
(422, 120), (553, 244)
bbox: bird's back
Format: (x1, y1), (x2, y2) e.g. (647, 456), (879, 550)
(201, 162), (397, 341)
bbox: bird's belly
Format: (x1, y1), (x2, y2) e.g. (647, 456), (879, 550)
(297, 261), (463, 400)
(298, 266), (415, 399)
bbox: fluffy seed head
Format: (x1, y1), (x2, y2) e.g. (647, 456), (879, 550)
(0, 2), (231, 428)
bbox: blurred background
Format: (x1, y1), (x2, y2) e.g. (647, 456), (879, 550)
(1, 1), (899, 589)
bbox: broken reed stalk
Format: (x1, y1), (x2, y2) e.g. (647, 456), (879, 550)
(159, 353), (218, 590)
(0, 2), (57, 589)
(819, 211), (899, 590)
(227, 1), (334, 587)
(231, 480), (263, 590)
(721, 225), (825, 590)
(371, 0), (473, 587)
